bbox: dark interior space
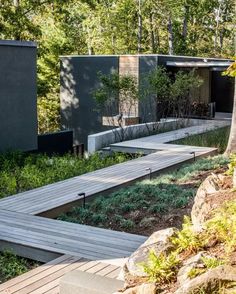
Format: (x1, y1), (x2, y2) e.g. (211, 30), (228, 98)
(211, 71), (234, 113)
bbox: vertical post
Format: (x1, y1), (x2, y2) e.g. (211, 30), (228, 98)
(78, 192), (86, 208)
(190, 151), (196, 161)
(145, 167), (152, 180)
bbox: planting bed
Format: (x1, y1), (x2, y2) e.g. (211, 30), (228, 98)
(58, 155), (229, 236)
(0, 151), (134, 199)
(0, 251), (40, 284)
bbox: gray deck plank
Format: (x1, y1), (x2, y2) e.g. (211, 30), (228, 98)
(0, 209), (146, 262)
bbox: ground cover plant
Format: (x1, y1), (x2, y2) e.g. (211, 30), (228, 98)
(0, 251), (39, 284)
(0, 151), (133, 199)
(58, 155), (229, 235)
(172, 126), (230, 153)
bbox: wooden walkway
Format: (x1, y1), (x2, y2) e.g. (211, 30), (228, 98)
(110, 119), (230, 153)
(0, 255), (122, 294)
(0, 150), (207, 217)
(0, 209), (146, 262)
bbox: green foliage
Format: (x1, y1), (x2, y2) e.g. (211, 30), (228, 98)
(173, 127), (230, 154)
(0, 151), (131, 198)
(204, 200), (236, 254)
(93, 71), (138, 118)
(226, 153), (236, 176)
(223, 60), (236, 77)
(201, 256), (225, 270)
(141, 250), (180, 283)
(142, 67), (203, 119)
(187, 267), (206, 279)
(171, 216), (203, 253)
(187, 256), (225, 279)
(146, 66), (171, 101)
(0, 251), (37, 283)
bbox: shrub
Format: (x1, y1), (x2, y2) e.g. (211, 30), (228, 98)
(141, 250), (180, 283)
(0, 151), (131, 199)
(204, 200), (236, 254)
(171, 217), (204, 253)
(0, 251), (30, 282)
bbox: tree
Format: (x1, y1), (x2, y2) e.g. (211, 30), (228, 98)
(224, 60), (236, 154)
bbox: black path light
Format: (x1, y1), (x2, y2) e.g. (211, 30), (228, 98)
(145, 167), (152, 180)
(78, 192), (86, 208)
(190, 151), (196, 161)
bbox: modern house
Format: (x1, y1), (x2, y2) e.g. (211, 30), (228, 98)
(60, 54), (234, 147)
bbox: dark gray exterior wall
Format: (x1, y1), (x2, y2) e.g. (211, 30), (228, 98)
(0, 40), (38, 152)
(60, 56), (119, 147)
(138, 56), (158, 122)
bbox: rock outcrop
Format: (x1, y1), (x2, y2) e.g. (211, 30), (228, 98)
(191, 173), (231, 230)
(175, 265), (236, 294)
(122, 228), (177, 281)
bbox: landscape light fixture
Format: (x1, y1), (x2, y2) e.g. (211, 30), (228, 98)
(145, 167), (152, 180)
(78, 192), (86, 208)
(190, 151), (196, 161)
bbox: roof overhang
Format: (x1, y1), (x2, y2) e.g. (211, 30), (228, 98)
(166, 61), (232, 68)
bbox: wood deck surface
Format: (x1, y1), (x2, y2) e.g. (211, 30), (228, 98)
(0, 255), (122, 294)
(0, 209), (146, 262)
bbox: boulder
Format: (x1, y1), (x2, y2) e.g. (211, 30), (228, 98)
(191, 173), (230, 230)
(174, 265), (236, 294)
(177, 251), (209, 285)
(121, 228), (177, 281)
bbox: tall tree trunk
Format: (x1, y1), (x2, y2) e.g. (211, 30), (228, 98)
(167, 16), (174, 55)
(137, 0), (142, 53)
(182, 5), (188, 39)
(214, 1), (223, 52)
(149, 12), (156, 53)
(225, 79), (236, 154)
(219, 28), (224, 52)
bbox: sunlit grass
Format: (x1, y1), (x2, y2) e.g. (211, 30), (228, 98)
(171, 126), (230, 153)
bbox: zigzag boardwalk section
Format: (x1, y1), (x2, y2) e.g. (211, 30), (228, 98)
(0, 150), (209, 217)
(0, 254), (122, 294)
(0, 209), (147, 263)
(110, 119), (230, 154)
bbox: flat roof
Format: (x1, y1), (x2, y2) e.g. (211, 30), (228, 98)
(166, 61), (232, 67)
(0, 40), (37, 48)
(59, 54), (232, 61)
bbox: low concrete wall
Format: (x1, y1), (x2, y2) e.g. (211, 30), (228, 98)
(88, 119), (188, 154)
(60, 270), (124, 294)
(87, 118), (212, 154)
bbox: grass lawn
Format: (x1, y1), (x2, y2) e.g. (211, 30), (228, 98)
(0, 251), (40, 284)
(0, 151), (134, 199)
(58, 155), (229, 236)
(171, 126), (230, 153)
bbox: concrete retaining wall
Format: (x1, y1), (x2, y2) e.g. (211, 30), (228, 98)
(88, 119), (184, 154)
(0, 40), (38, 152)
(87, 118), (209, 154)
(60, 270), (124, 294)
